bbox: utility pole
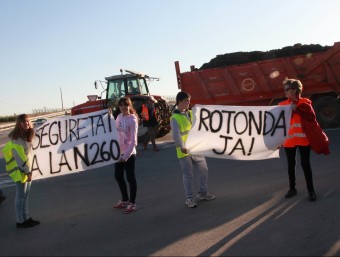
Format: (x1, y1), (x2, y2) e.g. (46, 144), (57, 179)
(60, 87), (64, 111)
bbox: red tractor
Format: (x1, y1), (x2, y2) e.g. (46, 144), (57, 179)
(71, 69), (171, 142)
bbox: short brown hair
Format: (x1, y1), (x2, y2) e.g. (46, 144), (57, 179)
(283, 78), (303, 94)
(175, 91), (191, 105)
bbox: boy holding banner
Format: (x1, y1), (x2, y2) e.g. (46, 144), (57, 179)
(170, 91), (216, 208)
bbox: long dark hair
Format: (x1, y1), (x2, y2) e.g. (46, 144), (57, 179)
(8, 114), (35, 142)
(117, 97), (138, 118)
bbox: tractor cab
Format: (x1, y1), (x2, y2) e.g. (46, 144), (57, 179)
(94, 70), (154, 114)
(105, 73), (149, 100)
(72, 69), (171, 142)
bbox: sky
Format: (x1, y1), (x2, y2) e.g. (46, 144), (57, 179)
(0, 0), (339, 116)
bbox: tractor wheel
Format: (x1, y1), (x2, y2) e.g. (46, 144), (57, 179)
(137, 123), (161, 144)
(154, 98), (172, 138)
(313, 96), (340, 128)
(132, 98), (171, 143)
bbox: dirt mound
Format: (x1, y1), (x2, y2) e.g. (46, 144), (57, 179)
(200, 43), (331, 70)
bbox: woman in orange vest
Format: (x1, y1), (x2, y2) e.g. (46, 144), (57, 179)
(279, 78), (326, 202)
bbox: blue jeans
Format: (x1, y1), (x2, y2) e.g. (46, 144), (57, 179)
(179, 155), (208, 199)
(15, 181), (32, 223)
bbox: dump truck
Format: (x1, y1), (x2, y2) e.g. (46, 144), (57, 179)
(175, 42), (340, 128)
(71, 69), (171, 142)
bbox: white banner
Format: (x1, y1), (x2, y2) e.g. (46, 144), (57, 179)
(186, 104), (292, 160)
(30, 110), (120, 180)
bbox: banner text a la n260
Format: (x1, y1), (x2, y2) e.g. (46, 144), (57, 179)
(31, 110), (120, 180)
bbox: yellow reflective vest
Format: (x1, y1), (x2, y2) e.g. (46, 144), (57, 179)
(170, 110), (193, 159)
(2, 141), (28, 183)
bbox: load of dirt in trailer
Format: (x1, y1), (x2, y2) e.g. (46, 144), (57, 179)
(200, 43), (331, 70)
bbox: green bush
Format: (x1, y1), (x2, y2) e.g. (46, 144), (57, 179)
(0, 116), (17, 123)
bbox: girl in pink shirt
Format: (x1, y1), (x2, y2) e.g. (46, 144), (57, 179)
(113, 97), (139, 214)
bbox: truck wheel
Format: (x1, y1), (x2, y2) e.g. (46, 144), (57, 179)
(313, 96), (340, 128)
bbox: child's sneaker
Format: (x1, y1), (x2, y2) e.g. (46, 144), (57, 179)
(125, 203), (138, 214)
(185, 198), (197, 208)
(196, 192), (216, 201)
(113, 200), (129, 209)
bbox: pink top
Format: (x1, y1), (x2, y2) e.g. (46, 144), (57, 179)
(115, 113), (138, 161)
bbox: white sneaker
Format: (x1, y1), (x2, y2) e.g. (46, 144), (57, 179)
(113, 200), (129, 209)
(196, 192), (216, 201)
(185, 198), (197, 208)
(125, 203), (138, 214)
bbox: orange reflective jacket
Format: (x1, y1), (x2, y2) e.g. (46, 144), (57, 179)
(279, 98), (310, 147)
(141, 104), (149, 121)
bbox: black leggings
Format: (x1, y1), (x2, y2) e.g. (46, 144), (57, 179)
(114, 155), (137, 203)
(284, 146), (315, 192)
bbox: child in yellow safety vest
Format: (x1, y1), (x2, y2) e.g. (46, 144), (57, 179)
(2, 114), (41, 228)
(170, 91), (216, 208)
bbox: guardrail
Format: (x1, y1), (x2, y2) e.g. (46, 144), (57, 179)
(0, 111), (68, 131)
(163, 95), (176, 103)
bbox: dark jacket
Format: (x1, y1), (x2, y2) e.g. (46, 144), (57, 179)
(143, 104), (158, 127)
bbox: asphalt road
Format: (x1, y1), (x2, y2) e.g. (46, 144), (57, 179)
(0, 128), (339, 256)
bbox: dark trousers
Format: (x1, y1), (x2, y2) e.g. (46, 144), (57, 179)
(143, 126), (157, 149)
(284, 146), (315, 193)
(114, 155), (137, 203)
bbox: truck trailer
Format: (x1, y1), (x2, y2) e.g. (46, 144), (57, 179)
(175, 42), (340, 128)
